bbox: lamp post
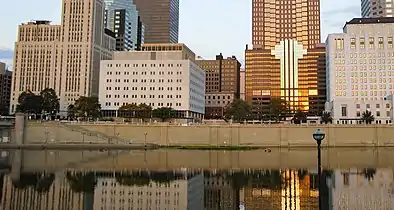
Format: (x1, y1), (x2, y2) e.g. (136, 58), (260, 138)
(313, 129), (325, 210)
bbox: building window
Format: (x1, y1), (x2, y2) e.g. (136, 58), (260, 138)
(350, 38), (356, 49)
(388, 37), (393, 48)
(356, 111), (361, 117)
(378, 37), (384, 49)
(356, 104), (360, 109)
(377, 111), (380, 117)
(387, 111), (391, 117)
(366, 104), (370, 109)
(369, 37), (375, 49)
(360, 38), (365, 49)
(386, 103), (390, 108)
(341, 106), (347, 117)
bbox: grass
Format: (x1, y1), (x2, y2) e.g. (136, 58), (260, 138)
(162, 145), (261, 151)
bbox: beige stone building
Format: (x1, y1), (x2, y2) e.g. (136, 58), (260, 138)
(10, 0), (115, 114)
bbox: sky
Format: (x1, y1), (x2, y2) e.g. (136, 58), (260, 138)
(0, 0), (361, 66)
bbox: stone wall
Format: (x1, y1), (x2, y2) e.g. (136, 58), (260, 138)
(76, 124), (394, 147)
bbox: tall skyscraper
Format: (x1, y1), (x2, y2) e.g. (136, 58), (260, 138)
(245, 0), (325, 114)
(362, 0), (394, 17)
(134, 0), (179, 43)
(10, 0), (115, 114)
(104, 0), (144, 51)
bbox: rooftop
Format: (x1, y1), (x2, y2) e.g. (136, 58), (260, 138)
(345, 17), (394, 28)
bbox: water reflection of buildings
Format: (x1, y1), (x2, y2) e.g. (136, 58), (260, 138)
(243, 170), (319, 210)
(1, 174), (86, 210)
(204, 175), (239, 210)
(328, 169), (394, 210)
(94, 173), (204, 210)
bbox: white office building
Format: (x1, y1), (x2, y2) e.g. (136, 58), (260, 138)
(326, 17), (394, 124)
(362, 0), (394, 17)
(99, 43), (205, 119)
(94, 173), (204, 210)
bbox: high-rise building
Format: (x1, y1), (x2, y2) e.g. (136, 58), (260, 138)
(361, 0), (394, 17)
(0, 62), (11, 114)
(326, 17), (394, 124)
(104, 0), (144, 51)
(134, 0), (179, 43)
(195, 54), (241, 117)
(99, 43), (206, 119)
(10, 0), (115, 114)
(245, 0), (325, 114)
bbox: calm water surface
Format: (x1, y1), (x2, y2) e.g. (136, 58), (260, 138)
(0, 148), (393, 210)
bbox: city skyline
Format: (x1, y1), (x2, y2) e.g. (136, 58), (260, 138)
(0, 0), (361, 64)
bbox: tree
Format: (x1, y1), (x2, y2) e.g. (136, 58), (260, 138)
(293, 110), (307, 124)
(321, 111), (333, 124)
(269, 98), (289, 121)
(66, 172), (97, 193)
(152, 107), (176, 122)
(74, 96), (101, 119)
(224, 99), (250, 122)
(361, 110), (375, 124)
(16, 91), (43, 115)
(363, 168), (377, 181)
(67, 104), (76, 120)
(137, 103), (152, 118)
(118, 104), (139, 118)
(40, 88), (60, 117)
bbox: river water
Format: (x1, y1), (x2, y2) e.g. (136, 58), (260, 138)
(0, 148), (393, 210)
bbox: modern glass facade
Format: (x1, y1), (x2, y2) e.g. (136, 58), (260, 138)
(245, 0), (325, 113)
(104, 0), (142, 51)
(134, 0), (179, 43)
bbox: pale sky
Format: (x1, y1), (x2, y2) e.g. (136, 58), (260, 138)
(0, 0), (361, 63)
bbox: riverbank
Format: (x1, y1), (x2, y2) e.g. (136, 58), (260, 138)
(22, 122), (394, 147)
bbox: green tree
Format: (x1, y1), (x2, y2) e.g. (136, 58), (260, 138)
(67, 104), (76, 120)
(293, 110), (307, 124)
(152, 107), (176, 122)
(224, 99), (251, 122)
(150, 172), (183, 184)
(16, 92), (43, 115)
(34, 173), (55, 193)
(361, 110), (375, 124)
(363, 168), (377, 181)
(137, 103), (152, 118)
(74, 97), (101, 120)
(118, 103), (139, 118)
(40, 88), (60, 117)
(321, 111), (333, 124)
(269, 98), (289, 121)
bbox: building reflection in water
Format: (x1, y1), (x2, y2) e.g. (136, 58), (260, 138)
(1, 168), (394, 209)
(329, 168), (394, 209)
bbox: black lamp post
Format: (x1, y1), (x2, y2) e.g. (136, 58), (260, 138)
(313, 129), (325, 210)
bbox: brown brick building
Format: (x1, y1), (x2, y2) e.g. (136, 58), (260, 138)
(245, 0), (326, 115)
(196, 54), (241, 118)
(134, 0), (179, 43)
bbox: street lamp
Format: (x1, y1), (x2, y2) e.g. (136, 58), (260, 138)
(313, 129), (325, 210)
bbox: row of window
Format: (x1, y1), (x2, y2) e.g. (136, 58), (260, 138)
(105, 94), (183, 99)
(104, 102), (182, 107)
(107, 71), (183, 76)
(106, 63), (183, 68)
(106, 79), (183, 83)
(105, 87), (183, 91)
(335, 36), (394, 50)
(206, 95), (232, 100)
(341, 107), (391, 117)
